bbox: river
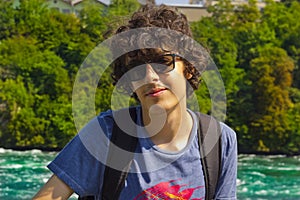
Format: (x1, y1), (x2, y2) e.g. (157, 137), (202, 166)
(0, 148), (299, 199)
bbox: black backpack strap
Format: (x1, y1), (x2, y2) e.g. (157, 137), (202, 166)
(101, 107), (138, 200)
(78, 107), (138, 200)
(78, 197), (94, 200)
(196, 112), (222, 200)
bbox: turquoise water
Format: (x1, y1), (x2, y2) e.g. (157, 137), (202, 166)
(0, 148), (299, 200)
(237, 154), (300, 199)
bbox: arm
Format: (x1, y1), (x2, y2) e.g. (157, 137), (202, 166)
(35, 114), (113, 199)
(33, 174), (74, 200)
(215, 123), (238, 199)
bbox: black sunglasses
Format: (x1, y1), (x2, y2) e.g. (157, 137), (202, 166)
(125, 53), (181, 81)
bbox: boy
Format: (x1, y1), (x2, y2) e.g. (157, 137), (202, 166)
(34, 4), (237, 200)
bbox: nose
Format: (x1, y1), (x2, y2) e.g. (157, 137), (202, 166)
(144, 64), (159, 82)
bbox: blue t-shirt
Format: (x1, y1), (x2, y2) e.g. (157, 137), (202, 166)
(48, 107), (237, 199)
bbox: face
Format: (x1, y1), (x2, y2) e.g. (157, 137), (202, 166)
(128, 53), (190, 114)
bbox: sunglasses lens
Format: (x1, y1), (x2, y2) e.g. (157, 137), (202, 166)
(153, 55), (174, 73)
(125, 54), (177, 81)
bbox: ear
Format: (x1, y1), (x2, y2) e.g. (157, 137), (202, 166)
(185, 72), (193, 80)
(184, 66), (194, 80)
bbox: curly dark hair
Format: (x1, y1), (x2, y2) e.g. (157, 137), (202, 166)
(110, 4), (209, 96)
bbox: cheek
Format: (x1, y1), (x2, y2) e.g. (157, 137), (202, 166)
(172, 75), (187, 93)
(163, 72), (187, 98)
(134, 88), (143, 100)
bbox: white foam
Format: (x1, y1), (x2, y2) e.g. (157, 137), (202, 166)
(0, 148), (13, 153)
(237, 178), (242, 186)
(30, 149), (42, 154)
(283, 190), (290, 194)
(253, 180), (266, 186)
(255, 190), (268, 195)
(250, 171), (266, 178)
(9, 164), (23, 169)
(0, 148), (5, 153)
(237, 178), (247, 186)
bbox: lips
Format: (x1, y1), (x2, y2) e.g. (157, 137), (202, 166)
(145, 87), (167, 97)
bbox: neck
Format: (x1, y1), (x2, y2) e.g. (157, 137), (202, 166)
(141, 103), (193, 151)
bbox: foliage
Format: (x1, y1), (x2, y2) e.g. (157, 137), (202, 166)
(0, 0), (300, 154)
(0, 35), (75, 148)
(192, 0), (300, 154)
(79, 1), (109, 43)
(248, 46), (294, 152)
(0, 0), (141, 149)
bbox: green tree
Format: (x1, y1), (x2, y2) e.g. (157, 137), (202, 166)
(192, 0), (300, 154)
(191, 1), (244, 121)
(108, 0), (140, 16)
(0, 0), (16, 40)
(79, 1), (109, 43)
(222, 1), (275, 151)
(247, 46), (294, 152)
(286, 87), (300, 154)
(14, 0), (95, 77)
(0, 35), (75, 149)
(263, 0), (300, 88)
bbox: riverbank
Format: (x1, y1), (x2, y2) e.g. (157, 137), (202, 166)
(1, 145), (299, 156)
(0, 146), (62, 152)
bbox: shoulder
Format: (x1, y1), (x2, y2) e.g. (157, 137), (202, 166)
(76, 109), (114, 142)
(94, 106), (141, 138)
(194, 111), (237, 146)
(97, 109), (114, 123)
(219, 122), (237, 144)
(98, 109), (114, 126)
(98, 106), (141, 124)
(219, 122), (237, 159)
(96, 106), (140, 124)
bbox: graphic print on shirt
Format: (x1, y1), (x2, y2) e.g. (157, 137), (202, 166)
(133, 179), (204, 200)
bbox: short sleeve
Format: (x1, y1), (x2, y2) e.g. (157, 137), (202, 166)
(214, 122), (238, 200)
(47, 110), (114, 197)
